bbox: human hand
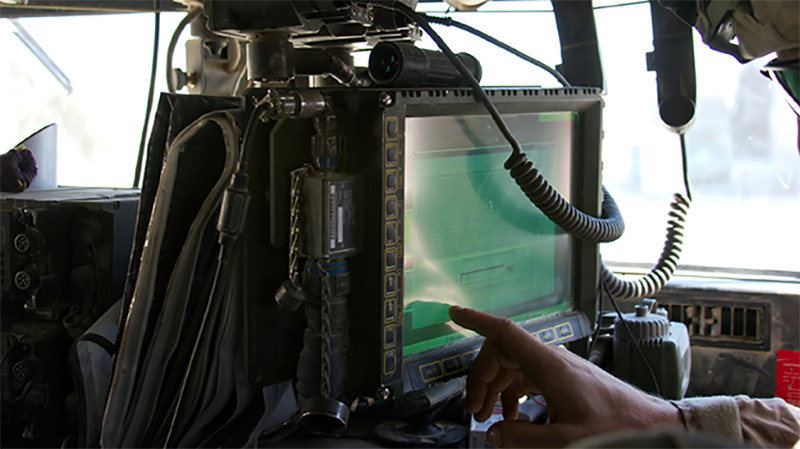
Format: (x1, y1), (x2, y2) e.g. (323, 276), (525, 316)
(449, 306), (683, 448)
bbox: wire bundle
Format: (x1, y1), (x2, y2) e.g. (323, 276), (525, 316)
(389, 2), (691, 301)
(103, 111), (269, 447)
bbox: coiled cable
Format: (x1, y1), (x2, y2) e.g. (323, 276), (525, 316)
(390, 3), (689, 299)
(601, 193), (690, 300)
(506, 152), (625, 242)
(389, 2), (626, 243)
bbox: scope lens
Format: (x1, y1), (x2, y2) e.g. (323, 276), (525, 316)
(369, 44), (401, 83)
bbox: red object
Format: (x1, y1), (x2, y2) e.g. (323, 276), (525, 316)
(776, 350), (800, 407)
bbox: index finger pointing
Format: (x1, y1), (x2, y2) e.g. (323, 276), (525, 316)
(449, 306), (566, 391)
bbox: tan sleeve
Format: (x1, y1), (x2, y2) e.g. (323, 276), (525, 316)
(672, 396), (800, 448)
(734, 395), (800, 448)
(671, 396), (743, 442)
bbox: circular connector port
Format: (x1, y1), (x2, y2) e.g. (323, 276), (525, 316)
(369, 43), (402, 85)
(14, 234), (30, 253)
(12, 361), (29, 380)
(14, 271), (31, 290)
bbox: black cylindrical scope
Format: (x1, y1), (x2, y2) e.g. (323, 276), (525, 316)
(368, 41), (482, 87)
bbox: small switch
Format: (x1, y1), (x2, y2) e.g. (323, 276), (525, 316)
(387, 174), (397, 189)
(387, 146), (397, 164)
(386, 200), (397, 217)
(386, 225), (397, 244)
(385, 273), (397, 296)
(385, 300), (396, 322)
(387, 121), (397, 138)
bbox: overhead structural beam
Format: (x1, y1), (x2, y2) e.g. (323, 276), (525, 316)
(0, 0), (185, 18)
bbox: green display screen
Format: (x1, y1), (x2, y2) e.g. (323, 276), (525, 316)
(402, 112), (575, 356)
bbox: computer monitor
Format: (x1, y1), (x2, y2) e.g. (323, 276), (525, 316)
(256, 87), (603, 401)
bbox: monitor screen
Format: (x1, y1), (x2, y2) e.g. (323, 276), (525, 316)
(402, 112), (575, 357)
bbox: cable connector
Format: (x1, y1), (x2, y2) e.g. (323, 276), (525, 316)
(217, 171), (250, 257)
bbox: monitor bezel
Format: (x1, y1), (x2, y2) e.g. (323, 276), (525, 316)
(383, 88), (603, 395)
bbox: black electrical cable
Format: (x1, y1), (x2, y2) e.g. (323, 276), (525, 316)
(679, 133), (692, 202)
(417, 1), (648, 14)
(593, 1), (649, 10)
(165, 104), (258, 446)
(600, 136), (691, 299)
(167, 7), (202, 94)
(165, 252), (228, 448)
(600, 196), (689, 299)
(587, 283), (605, 355)
(603, 277), (662, 397)
(422, 14), (571, 87)
(388, 2), (626, 243)
(443, 2), (689, 298)
(394, 3), (688, 299)
(389, 4), (523, 156)
(134, 12), (160, 189)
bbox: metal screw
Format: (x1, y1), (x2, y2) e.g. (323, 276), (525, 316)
(376, 386), (391, 401)
(24, 294), (37, 310)
(380, 93), (393, 107)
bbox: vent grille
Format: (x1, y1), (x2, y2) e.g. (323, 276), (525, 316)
(398, 88), (599, 99)
(663, 303), (764, 345)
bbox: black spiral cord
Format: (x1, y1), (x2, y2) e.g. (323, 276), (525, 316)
(601, 193), (690, 299)
(390, 3), (626, 243)
(390, 3), (691, 301)
(601, 132), (691, 299)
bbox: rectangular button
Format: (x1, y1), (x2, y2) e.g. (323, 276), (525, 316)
(385, 195), (398, 219)
(384, 299), (396, 323)
(442, 355), (465, 375)
(385, 169), (398, 194)
(384, 350), (396, 375)
(385, 248), (397, 271)
(386, 222), (397, 245)
(385, 142), (399, 167)
(384, 325), (396, 349)
(420, 361), (443, 383)
(557, 323), (574, 340)
(541, 327), (556, 343)
(385, 273), (397, 297)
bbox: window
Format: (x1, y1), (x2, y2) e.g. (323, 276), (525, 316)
(416, 1), (800, 275)
(4, 2), (798, 274)
(0, 13), (189, 188)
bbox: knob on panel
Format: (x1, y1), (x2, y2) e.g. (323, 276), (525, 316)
(614, 299), (670, 341)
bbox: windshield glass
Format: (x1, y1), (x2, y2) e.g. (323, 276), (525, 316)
(4, 2), (799, 275)
(415, 1), (800, 275)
